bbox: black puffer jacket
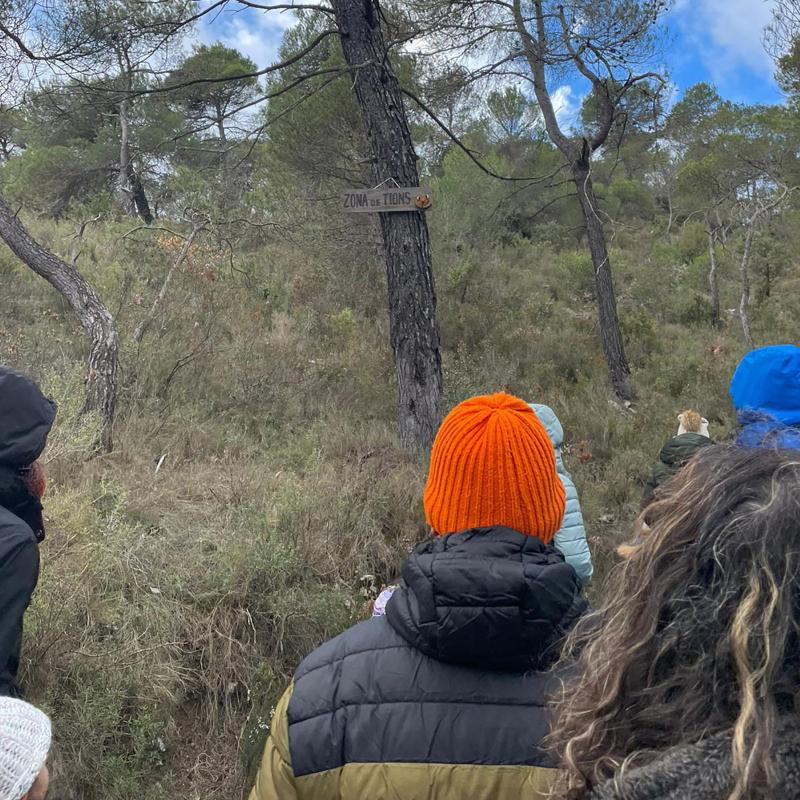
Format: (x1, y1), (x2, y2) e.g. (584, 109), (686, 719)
(388, 526), (587, 672)
(249, 526), (588, 800)
(0, 366), (56, 696)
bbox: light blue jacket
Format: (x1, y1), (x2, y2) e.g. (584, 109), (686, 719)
(530, 403), (593, 583)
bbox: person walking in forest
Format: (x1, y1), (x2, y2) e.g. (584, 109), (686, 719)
(529, 403), (593, 583)
(641, 409), (714, 506)
(249, 392), (588, 800)
(0, 367), (56, 697)
(730, 343), (800, 450)
(550, 446), (800, 800)
(616, 410), (713, 560)
(0, 697), (51, 800)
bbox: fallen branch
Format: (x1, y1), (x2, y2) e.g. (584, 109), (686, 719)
(133, 222), (204, 344)
(67, 213), (103, 264)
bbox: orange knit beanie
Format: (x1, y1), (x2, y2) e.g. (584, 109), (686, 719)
(424, 393), (565, 542)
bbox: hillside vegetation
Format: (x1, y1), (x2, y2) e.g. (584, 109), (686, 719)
(4, 194), (799, 798)
(2, 2), (800, 798)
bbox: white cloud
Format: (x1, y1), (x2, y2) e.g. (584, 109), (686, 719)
(671, 0), (777, 85)
(195, 4), (298, 67)
(551, 85), (584, 132)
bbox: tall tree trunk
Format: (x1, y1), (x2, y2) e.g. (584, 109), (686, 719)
(115, 91), (153, 223)
(115, 96), (138, 217)
(216, 116), (240, 211)
(707, 225), (722, 329)
(515, 0), (632, 403)
(735, 188), (790, 346)
(330, 0), (442, 448)
(714, 209), (727, 245)
(665, 188), (674, 244)
(128, 161), (153, 224)
(739, 223), (755, 349)
(0, 193), (118, 450)
(573, 162), (632, 401)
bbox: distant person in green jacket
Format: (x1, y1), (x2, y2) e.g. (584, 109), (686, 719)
(618, 411), (715, 560)
(642, 410), (714, 507)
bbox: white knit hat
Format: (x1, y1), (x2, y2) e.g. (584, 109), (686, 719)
(0, 698), (51, 800)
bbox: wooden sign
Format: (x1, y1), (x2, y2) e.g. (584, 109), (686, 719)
(342, 187), (432, 213)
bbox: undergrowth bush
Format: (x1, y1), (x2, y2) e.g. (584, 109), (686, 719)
(1, 201), (796, 799)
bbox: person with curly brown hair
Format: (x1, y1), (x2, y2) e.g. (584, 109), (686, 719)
(550, 445), (800, 800)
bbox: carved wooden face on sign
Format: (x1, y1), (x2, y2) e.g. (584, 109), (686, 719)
(414, 194), (432, 210)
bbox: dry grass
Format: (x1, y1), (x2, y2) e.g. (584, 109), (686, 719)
(2, 208), (799, 798)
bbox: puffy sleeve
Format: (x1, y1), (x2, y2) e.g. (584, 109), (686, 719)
(529, 403), (593, 583)
(552, 466), (594, 584)
(0, 533), (39, 696)
(248, 685), (298, 800)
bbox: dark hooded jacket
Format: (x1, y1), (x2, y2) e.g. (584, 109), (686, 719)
(590, 725), (800, 800)
(0, 367), (56, 697)
(642, 433), (714, 506)
(249, 526), (588, 800)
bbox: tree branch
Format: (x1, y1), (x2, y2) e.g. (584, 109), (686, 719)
(512, 0), (577, 160)
(81, 29), (339, 98)
(231, 0), (334, 12)
(401, 86), (566, 184)
(133, 221), (205, 344)
(0, 22), (40, 60)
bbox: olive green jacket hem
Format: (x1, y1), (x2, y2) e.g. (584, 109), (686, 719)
(248, 685), (558, 800)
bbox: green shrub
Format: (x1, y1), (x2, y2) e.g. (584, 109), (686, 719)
(678, 222), (707, 263)
(665, 290), (714, 326)
(2, 185), (798, 800)
(556, 250), (594, 295)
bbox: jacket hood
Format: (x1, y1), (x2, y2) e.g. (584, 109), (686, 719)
(736, 409), (800, 451)
(386, 526), (587, 672)
(590, 724), (800, 800)
(659, 433), (714, 466)
(0, 367), (57, 466)
(730, 345), (800, 427)
(530, 403), (564, 448)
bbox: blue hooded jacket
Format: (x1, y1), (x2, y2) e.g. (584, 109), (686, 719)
(530, 404), (593, 583)
(730, 345), (800, 450)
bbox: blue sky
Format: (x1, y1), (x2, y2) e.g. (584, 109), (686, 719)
(197, 0), (784, 111)
(669, 0), (782, 104)
(196, 3), (295, 67)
